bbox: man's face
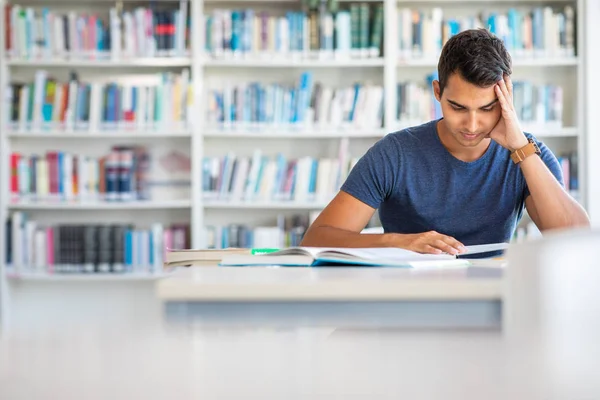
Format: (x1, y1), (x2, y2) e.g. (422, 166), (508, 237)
(433, 73), (502, 148)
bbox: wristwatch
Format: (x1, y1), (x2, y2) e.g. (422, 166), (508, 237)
(510, 138), (541, 164)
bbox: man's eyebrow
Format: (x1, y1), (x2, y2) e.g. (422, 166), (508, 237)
(447, 99), (498, 109)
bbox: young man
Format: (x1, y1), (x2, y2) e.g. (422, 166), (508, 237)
(300, 29), (590, 256)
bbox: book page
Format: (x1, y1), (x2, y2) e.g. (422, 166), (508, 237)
(268, 247), (348, 257)
(318, 247), (455, 261)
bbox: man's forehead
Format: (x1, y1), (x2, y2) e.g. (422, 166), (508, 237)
(443, 75), (498, 106)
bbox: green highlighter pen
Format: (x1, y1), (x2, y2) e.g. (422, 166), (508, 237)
(250, 248), (280, 255)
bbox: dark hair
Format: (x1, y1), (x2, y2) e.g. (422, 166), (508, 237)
(437, 29), (512, 96)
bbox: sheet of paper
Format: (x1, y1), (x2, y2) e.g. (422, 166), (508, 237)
(464, 243), (509, 255)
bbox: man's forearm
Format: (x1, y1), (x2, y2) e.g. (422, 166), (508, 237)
(520, 155), (590, 229)
(300, 225), (397, 248)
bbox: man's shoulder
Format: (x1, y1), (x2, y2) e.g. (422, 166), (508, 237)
(382, 120), (438, 146)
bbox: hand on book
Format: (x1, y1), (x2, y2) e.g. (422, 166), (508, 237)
(395, 230), (467, 255)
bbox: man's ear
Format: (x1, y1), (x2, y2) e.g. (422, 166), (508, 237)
(432, 80), (442, 102)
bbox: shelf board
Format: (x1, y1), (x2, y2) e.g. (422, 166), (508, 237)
(203, 127), (387, 138)
(522, 126), (578, 137)
(6, 57), (192, 67)
(7, 200), (192, 210)
(203, 200), (329, 210)
(7, 131), (192, 139)
(203, 57), (385, 68)
(398, 57), (579, 67)
(5, 270), (167, 282)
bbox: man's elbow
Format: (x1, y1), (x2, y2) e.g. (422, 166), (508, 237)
(568, 204), (592, 228)
(571, 213), (592, 228)
(544, 211), (591, 232)
(300, 226), (322, 247)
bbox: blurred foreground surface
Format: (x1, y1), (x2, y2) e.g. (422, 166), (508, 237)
(1, 324), (599, 400)
(2, 228), (600, 399)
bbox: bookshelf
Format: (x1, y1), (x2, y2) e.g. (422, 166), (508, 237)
(0, 0), (595, 329)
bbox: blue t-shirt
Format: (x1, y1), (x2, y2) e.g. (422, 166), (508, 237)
(340, 119), (564, 247)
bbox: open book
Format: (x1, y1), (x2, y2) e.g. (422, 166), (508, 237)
(219, 243), (509, 268)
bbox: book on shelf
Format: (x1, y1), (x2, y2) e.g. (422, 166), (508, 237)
(3, 1), (190, 60)
(5, 212), (190, 274)
(206, 71), (383, 130)
(218, 244), (508, 267)
(204, 2), (384, 60)
(202, 145), (358, 203)
(397, 5), (575, 60)
(557, 153), (578, 192)
(397, 76), (565, 127)
(9, 145), (191, 203)
(205, 212), (322, 250)
(4, 69), (193, 133)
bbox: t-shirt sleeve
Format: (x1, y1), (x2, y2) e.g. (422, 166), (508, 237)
(524, 135), (565, 198)
(340, 135), (401, 209)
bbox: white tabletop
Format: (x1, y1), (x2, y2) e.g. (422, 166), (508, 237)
(156, 266), (502, 302)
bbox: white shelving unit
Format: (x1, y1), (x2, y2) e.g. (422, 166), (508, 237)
(0, 0), (595, 332)
(0, 0), (203, 333)
(6, 199), (192, 210)
(7, 131), (193, 138)
(7, 57), (193, 67)
(5, 270), (168, 281)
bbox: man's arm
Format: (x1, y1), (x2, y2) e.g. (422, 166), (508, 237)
(491, 75), (590, 231)
(300, 191), (389, 247)
(521, 155), (590, 230)
(300, 191), (466, 255)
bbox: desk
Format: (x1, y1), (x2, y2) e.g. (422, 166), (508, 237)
(157, 266), (503, 329)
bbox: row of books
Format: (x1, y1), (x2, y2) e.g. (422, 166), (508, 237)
(205, 212), (319, 249)
(9, 147), (191, 202)
(205, 3), (383, 59)
(6, 213), (190, 273)
(397, 79), (565, 126)
(202, 147), (358, 203)
(4, 70), (193, 133)
(206, 72), (383, 129)
(397, 6), (576, 59)
(3, 3), (577, 62)
(4, 2), (191, 60)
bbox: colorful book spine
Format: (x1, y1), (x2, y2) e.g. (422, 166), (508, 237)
(8, 146), (154, 202)
(202, 150), (360, 203)
(5, 69), (192, 132)
(203, 211), (322, 249)
(204, 3), (384, 59)
(206, 72), (383, 130)
(397, 5), (576, 59)
(4, 1), (191, 59)
(4, 215), (187, 274)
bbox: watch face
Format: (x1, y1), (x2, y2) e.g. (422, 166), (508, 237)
(529, 138), (541, 155)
